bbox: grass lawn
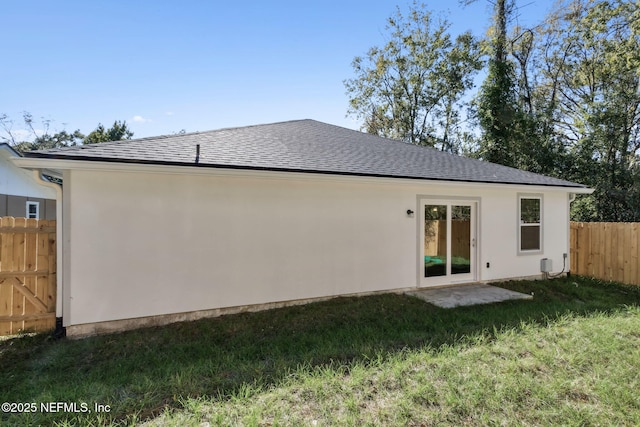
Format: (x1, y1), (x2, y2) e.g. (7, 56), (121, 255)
(2, 276), (640, 426)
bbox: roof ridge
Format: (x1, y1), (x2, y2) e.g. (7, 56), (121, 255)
(126, 119), (315, 143)
(311, 120), (445, 152)
(31, 119), (316, 153)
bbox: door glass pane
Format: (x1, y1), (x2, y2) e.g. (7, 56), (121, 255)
(451, 205), (471, 275)
(424, 205), (447, 277)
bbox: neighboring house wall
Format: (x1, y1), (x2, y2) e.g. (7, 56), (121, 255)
(0, 145), (57, 219)
(0, 194), (56, 219)
(61, 167), (572, 328)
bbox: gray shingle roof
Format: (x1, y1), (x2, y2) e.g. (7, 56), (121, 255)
(26, 119), (585, 188)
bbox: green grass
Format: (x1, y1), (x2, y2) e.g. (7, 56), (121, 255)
(2, 276), (640, 426)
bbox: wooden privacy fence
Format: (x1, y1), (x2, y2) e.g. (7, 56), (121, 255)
(0, 217), (56, 335)
(424, 219), (471, 259)
(570, 222), (640, 286)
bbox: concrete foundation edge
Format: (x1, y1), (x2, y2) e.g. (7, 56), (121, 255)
(65, 274), (562, 338)
(65, 286), (416, 338)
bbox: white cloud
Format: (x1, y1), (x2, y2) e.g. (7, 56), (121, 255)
(165, 112), (174, 116)
(1, 128), (39, 143)
(132, 115), (152, 123)
(11, 129), (34, 141)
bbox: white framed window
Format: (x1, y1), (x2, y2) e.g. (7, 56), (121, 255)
(26, 201), (40, 219)
(518, 195), (542, 253)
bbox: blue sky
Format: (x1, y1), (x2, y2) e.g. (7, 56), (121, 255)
(2, 0), (555, 140)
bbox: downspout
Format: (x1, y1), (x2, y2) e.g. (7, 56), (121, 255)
(32, 170), (65, 338)
(567, 193), (577, 278)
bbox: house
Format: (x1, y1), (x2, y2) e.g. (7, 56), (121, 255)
(0, 143), (57, 219)
(13, 120), (592, 337)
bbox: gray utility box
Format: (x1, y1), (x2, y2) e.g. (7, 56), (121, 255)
(540, 258), (553, 273)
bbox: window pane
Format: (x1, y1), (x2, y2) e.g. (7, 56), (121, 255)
(520, 198), (540, 224)
(521, 225), (540, 251)
(451, 206), (471, 274)
(424, 205), (447, 277)
(26, 202), (39, 219)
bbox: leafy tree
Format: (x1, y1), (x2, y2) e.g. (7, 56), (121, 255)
(474, 0), (521, 167)
(537, 0), (640, 221)
(1, 113), (135, 152)
(345, 3), (482, 152)
(465, 0), (567, 176)
(1, 112), (84, 152)
(83, 120), (133, 144)
(15, 130), (85, 153)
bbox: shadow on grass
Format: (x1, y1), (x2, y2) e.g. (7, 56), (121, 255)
(1, 276), (639, 425)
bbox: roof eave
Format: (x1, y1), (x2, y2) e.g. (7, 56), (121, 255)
(13, 155), (592, 192)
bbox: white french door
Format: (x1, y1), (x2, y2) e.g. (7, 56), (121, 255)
(419, 199), (477, 287)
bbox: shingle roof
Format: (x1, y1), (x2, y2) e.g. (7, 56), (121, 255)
(25, 119), (585, 188)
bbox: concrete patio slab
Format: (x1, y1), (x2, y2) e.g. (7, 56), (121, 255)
(406, 283), (532, 308)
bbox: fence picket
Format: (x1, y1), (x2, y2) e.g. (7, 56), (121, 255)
(570, 222), (640, 286)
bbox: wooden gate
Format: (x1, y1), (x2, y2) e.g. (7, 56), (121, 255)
(0, 217), (56, 335)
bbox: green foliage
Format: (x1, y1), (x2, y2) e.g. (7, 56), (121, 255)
(476, 0), (515, 166)
(476, 57), (519, 166)
(13, 129), (85, 153)
(0, 112), (84, 152)
(472, 0), (640, 220)
(0, 113), (135, 153)
(345, 2), (482, 152)
(540, 0), (640, 221)
(474, 0), (560, 174)
(570, 194), (599, 222)
(83, 120), (134, 144)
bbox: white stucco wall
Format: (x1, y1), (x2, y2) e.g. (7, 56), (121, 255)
(0, 147), (57, 199)
(475, 187), (569, 282)
(62, 166), (573, 326)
